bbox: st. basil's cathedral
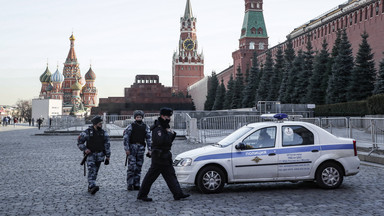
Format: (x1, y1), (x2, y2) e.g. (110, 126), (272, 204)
(39, 34), (98, 115)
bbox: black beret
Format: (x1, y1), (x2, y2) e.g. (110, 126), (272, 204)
(160, 107), (173, 116)
(91, 116), (103, 125)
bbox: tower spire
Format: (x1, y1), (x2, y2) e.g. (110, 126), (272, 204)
(184, 0), (193, 18)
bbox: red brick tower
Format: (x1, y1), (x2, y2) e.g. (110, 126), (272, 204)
(62, 34), (82, 107)
(232, 0), (268, 75)
(172, 0), (204, 94)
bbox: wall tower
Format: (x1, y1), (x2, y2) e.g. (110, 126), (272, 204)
(172, 0), (204, 94)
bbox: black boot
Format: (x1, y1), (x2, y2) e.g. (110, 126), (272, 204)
(174, 193), (190, 200)
(88, 186), (99, 195)
(137, 196), (153, 202)
(127, 185), (134, 191)
(134, 185), (140, 190)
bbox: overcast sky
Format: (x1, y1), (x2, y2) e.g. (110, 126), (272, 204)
(0, 0), (347, 105)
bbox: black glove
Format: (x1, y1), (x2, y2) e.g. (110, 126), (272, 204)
(146, 152), (151, 158)
(104, 158), (110, 165)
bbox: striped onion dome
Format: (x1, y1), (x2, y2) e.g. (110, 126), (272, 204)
(51, 68), (64, 83)
(71, 81), (82, 90)
(85, 67), (96, 80)
(39, 66), (52, 83)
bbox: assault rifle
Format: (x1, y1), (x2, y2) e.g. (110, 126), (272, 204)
(125, 155), (128, 167)
(80, 153), (88, 176)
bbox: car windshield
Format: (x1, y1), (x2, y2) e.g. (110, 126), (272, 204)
(218, 126), (253, 147)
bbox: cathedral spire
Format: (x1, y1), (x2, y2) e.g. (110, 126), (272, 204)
(184, 0), (193, 19)
(66, 33), (77, 62)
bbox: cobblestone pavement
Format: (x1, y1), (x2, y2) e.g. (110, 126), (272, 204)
(1, 127), (384, 216)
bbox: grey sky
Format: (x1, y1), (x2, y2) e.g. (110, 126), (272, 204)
(0, 0), (346, 105)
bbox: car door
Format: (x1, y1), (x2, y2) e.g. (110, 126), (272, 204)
(231, 127), (278, 181)
(277, 125), (320, 178)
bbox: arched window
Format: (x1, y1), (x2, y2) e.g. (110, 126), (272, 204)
(249, 42), (255, 50)
(251, 27), (256, 34)
(259, 42), (264, 50)
(376, 3), (379, 15)
(371, 4), (374, 17)
(365, 7), (368, 20)
(360, 9), (363, 21)
(257, 3), (260, 8)
(355, 12), (357, 23)
(349, 14), (352, 26)
(258, 27), (263, 34)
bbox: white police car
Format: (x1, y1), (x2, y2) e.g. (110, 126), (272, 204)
(174, 114), (360, 193)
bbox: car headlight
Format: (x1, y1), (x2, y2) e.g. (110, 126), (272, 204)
(176, 158), (192, 167)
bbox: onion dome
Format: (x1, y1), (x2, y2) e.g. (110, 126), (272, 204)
(51, 68), (64, 83)
(46, 83), (53, 91)
(85, 67), (96, 80)
(71, 81), (82, 90)
(69, 34), (75, 41)
(40, 66), (52, 83)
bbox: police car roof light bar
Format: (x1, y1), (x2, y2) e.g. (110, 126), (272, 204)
(273, 113), (288, 121)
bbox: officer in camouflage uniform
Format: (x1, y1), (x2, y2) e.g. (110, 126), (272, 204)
(137, 107), (190, 201)
(123, 110), (152, 191)
(77, 116), (111, 194)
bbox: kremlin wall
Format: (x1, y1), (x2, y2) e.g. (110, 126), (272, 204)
(37, 0), (384, 115)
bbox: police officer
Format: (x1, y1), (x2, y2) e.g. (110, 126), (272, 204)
(77, 116), (111, 194)
(137, 107), (190, 201)
(123, 110), (152, 191)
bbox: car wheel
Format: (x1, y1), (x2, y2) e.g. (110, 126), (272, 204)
(196, 166), (225, 194)
(315, 162), (343, 189)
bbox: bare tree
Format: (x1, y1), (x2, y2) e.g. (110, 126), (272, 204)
(15, 99), (32, 121)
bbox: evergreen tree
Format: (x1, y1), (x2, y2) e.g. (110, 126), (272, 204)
(242, 52), (260, 107)
(256, 50), (273, 102)
(223, 74), (235, 109)
(348, 32), (376, 101)
(268, 45), (284, 101)
(243, 65), (250, 86)
(212, 78), (226, 110)
(327, 30), (354, 103)
(204, 71), (219, 110)
(297, 36), (315, 104)
(307, 39), (330, 104)
(279, 38), (295, 103)
(327, 31), (354, 103)
(231, 66), (244, 109)
(373, 53), (384, 95)
(288, 50), (305, 104)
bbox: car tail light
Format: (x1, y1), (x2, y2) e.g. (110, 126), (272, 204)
(353, 140), (357, 156)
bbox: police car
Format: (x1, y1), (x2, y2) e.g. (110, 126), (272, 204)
(173, 114), (360, 193)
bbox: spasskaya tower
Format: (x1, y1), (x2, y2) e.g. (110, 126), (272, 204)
(172, 0), (204, 94)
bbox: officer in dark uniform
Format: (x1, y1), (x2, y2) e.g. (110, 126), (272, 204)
(77, 116), (111, 194)
(137, 107), (190, 201)
(123, 110), (152, 191)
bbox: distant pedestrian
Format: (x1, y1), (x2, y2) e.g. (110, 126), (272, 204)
(28, 118), (31, 126)
(137, 107), (190, 202)
(37, 118), (43, 130)
(13, 117), (18, 127)
(77, 116), (111, 194)
(123, 110), (152, 191)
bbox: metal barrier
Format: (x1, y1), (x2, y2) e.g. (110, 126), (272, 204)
(349, 117), (384, 155)
(299, 117), (321, 126)
(199, 115), (260, 143)
(49, 115), (86, 131)
(320, 117), (349, 138)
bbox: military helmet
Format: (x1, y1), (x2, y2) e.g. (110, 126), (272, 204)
(91, 116), (103, 125)
(133, 110), (145, 118)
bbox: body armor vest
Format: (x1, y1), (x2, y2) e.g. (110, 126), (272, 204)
(87, 128), (105, 152)
(130, 122), (146, 146)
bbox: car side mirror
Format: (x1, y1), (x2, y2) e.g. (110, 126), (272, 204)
(235, 143), (246, 150)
